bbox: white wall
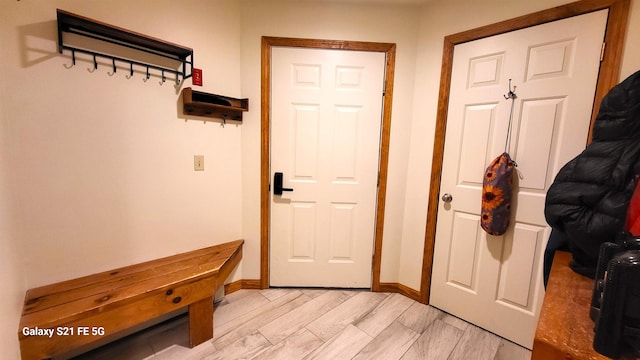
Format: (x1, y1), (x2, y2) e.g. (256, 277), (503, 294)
(0, 1), (243, 356)
(620, 0), (640, 79)
(0, 69), (24, 360)
(2, 0), (244, 286)
(239, 0), (421, 283)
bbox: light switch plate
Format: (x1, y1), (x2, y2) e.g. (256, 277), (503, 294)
(194, 155), (204, 171)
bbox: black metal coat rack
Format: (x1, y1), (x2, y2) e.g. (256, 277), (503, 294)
(57, 9), (193, 84)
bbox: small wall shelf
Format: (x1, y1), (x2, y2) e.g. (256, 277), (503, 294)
(57, 9), (193, 81)
(182, 88), (249, 121)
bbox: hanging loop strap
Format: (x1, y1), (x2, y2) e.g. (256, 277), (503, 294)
(503, 79), (517, 153)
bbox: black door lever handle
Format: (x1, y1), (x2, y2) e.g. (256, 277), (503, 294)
(274, 172), (294, 195)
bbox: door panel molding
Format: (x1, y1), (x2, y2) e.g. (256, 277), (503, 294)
(422, 0), (630, 304)
(261, 37), (396, 290)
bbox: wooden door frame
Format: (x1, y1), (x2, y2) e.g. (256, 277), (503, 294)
(421, 0), (630, 304)
(260, 36), (397, 290)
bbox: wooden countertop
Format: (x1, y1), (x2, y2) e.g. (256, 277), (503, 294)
(532, 250), (609, 360)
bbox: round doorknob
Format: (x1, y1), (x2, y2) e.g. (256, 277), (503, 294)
(441, 193), (453, 203)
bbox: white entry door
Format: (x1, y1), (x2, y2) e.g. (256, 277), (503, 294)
(270, 47), (385, 288)
(430, 10), (608, 348)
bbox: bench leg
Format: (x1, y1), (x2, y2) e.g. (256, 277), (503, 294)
(188, 296), (214, 347)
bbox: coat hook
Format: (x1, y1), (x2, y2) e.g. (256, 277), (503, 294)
(63, 50), (76, 69)
(503, 78), (517, 100)
(159, 70), (166, 85)
(143, 66), (150, 82)
(125, 63), (134, 79)
(87, 54), (98, 73)
(174, 73), (183, 90)
(107, 59), (117, 76)
(221, 115), (227, 128)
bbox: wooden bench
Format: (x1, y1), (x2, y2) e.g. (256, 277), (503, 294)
(532, 250), (607, 360)
(18, 239), (243, 360)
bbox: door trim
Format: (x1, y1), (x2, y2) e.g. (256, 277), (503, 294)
(421, 0), (630, 304)
(261, 36), (397, 290)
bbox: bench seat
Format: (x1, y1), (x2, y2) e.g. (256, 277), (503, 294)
(18, 239), (243, 360)
(532, 250), (606, 359)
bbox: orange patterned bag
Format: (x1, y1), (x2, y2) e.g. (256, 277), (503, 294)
(481, 152), (515, 236)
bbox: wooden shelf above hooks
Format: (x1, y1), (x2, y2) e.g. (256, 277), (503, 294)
(57, 9), (193, 81)
(182, 88), (248, 121)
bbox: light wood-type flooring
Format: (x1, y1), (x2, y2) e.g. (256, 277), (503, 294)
(73, 288), (532, 360)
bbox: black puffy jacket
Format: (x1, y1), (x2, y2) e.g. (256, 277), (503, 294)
(545, 70), (640, 278)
